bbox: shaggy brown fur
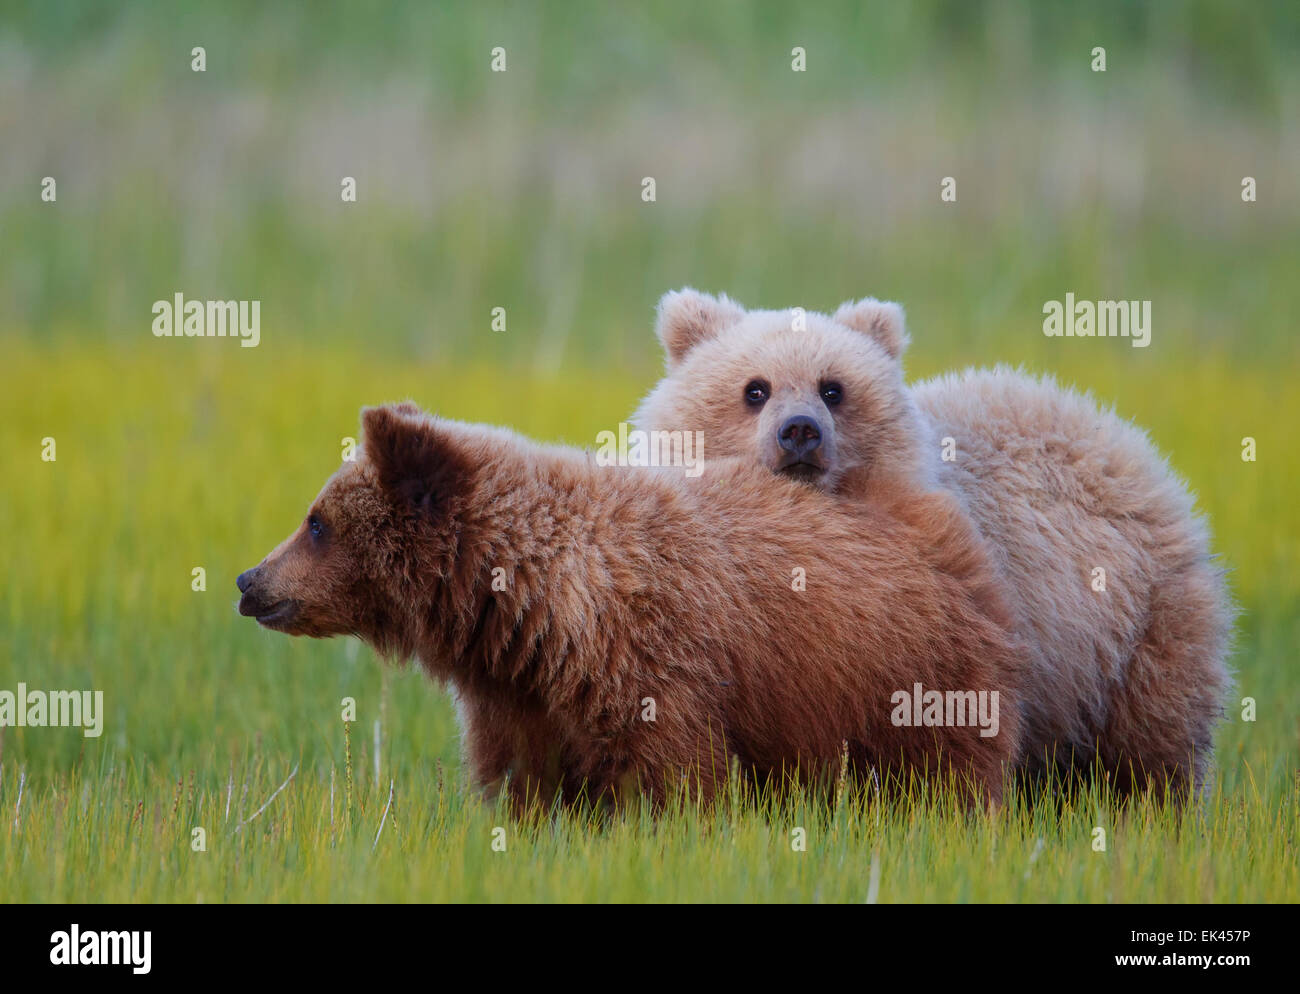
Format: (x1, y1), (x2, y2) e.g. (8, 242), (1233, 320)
(634, 288), (1234, 802)
(237, 403), (1025, 812)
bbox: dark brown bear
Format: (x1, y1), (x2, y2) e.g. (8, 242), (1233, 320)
(237, 403), (1024, 811)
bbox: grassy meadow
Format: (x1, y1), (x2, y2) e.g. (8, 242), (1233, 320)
(1, 1), (1297, 901)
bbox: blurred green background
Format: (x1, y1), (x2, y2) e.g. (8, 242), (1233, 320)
(4, 0), (1298, 365)
(0, 1), (1297, 901)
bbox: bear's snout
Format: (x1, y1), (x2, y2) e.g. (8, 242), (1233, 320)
(236, 565), (276, 619)
(778, 415), (822, 458)
(236, 564), (300, 629)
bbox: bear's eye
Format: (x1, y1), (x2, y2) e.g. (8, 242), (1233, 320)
(308, 514), (325, 540)
(820, 382), (844, 406)
(744, 380), (770, 407)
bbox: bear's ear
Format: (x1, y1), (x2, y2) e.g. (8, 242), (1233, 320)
(832, 298), (909, 359)
(361, 404), (459, 514)
(655, 288), (746, 365)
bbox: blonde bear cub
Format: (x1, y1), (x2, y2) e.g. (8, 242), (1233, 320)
(634, 288), (1232, 801)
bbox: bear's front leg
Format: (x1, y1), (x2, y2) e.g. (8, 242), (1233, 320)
(454, 691), (572, 817)
(602, 709), (733, 812)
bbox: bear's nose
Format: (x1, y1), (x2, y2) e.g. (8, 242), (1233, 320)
(236, 567), (261, 593)
(779, 415), (822, 457)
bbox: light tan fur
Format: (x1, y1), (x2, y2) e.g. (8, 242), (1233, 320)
(635, 288), (1234, 800)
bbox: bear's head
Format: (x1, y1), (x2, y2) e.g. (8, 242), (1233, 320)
(634, 288), (932, 495)
(236, 403), (465, 655)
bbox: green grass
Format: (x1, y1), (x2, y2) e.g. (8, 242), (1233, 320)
(4, 759), (1296, 903)
(0, 344), (1295, 902)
